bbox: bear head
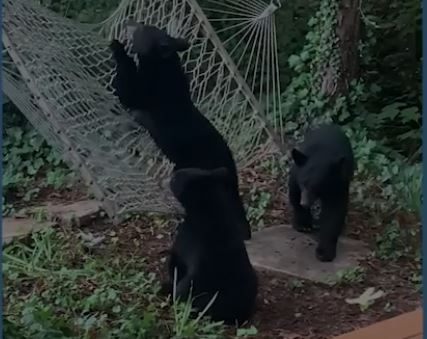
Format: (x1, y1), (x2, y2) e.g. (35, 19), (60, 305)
(170, 167), (236, 219)
(291, 148), (346, 208)
(125, 20), (190, 60)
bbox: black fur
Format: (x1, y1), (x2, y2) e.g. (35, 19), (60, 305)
(109, 24), (251, 240)
(288, 124), (355, 262)
(164, 167), (258, 325)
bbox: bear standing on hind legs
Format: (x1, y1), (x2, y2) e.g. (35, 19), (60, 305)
(164, 167), (258, 325)
(109, 22), (251, 240)
(288, 124), (355, 262)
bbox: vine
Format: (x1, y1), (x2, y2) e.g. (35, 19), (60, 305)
(278, 0), (421, 214)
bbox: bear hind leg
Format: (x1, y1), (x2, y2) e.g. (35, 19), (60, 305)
(316, 189), (349, 262)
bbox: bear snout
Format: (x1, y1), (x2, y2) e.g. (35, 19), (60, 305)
(300, 189), (312, 208)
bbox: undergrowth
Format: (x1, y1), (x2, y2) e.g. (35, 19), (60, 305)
(3, 0), (421, 336)
(2, 104), (74, 216)
(4, 228), (257, 339)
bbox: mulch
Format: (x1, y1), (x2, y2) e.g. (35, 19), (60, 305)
(16, 163), (421, 338)
(83, 205), (420, 339)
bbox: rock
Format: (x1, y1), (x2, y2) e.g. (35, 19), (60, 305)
(245, 225), (369, 283)
(2, 217), (55, 245)
(40, 200), (102, 226)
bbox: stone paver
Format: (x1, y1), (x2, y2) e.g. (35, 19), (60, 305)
(42, 200), (102, 226)
(2, 217), (55, 245)
(245, 225), (369, 283)
(3, 200), (102, 245)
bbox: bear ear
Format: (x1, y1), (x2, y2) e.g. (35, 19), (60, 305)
(172, 37), (190, 52)
(125, 19), (139, 38)
(291, 148), (308, 167)
(129, 25), (154, 56)
(158, 37), (189, 58)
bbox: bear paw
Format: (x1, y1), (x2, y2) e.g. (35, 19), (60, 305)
(292, 218), (314, 233)
(315, 246), (336, 262)
(110, 39), (127, 55)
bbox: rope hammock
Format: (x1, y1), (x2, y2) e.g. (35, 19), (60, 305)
(3, 0), (283, 222)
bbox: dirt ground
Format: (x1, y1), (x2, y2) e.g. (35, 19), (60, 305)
(27, 166), (421, 338)
(80, 206), (420, 339)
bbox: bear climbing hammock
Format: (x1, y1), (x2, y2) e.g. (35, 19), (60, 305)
(3, 0), (282, 221)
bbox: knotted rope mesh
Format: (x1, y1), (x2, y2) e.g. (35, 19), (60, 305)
(3, 0), (283, 221)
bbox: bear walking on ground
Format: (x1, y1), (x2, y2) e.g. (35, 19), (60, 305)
(288, 124), (355, 262)
(109, 23), (251, 240)
(164, 167), (258, 325)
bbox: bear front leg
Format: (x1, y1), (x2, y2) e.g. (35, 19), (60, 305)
(230, 186), (251, 240)
(316, 191), (349, 262)
(288, 170), (313, 233)
(161, 250), (187, 296)
(175, 274), (194, 303)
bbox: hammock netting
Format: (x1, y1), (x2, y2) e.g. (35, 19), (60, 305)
(3, 0), (284, 221)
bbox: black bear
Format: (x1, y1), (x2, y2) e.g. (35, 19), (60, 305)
(288, 124), (355, 262)
(109, 23), (251, 240)
(164, 166), (258, 325)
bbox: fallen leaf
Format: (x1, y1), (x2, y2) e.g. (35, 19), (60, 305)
(345, 287), (385, 311)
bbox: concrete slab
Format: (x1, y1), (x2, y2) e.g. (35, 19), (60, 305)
(2, 217), (55, 245)
(41, 200), (102, 226)
(3, 200), (102, 245)
(245, 225), (369, 283)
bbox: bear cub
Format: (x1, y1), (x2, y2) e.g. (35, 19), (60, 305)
(109, 23), (251, 241)
(288, 124), (355, 262)
(164, 167), (258, 325)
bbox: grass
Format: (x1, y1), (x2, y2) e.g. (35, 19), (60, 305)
(3, 227), (256, 339)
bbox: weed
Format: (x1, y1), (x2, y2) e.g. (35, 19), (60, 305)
(374, 221), (414, 260)
(329, 266), (366, 285)
(247, 187), (271, 230)
(3, 228), (228, 338)
(409, 273), (422, 291)
(288, 279), (305, 290)
(3, 105), (73, 216)
(236, 326), (258, 337)
(30, 208), (50, 222)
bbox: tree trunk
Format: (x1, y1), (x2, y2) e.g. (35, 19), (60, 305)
(335, 0), (361, 95)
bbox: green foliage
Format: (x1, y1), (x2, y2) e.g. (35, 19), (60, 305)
(276, 0), (341, 140)
(3, 0), (421, 336)
(235, 326), (258, 338)
(374, 221), (416, 261)
(3, 104), (73, 215)
(38, 0), (121, 23)
(277, 0), (421, 214)
(5, 228), (269, 338)
(288, 279), (305, 291)
(247, 187), (271, 230)
(329, 266), (366, 285)
(199, 0), (320, 90)
(358, 0), (421, 157)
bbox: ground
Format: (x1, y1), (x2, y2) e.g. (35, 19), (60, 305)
(3, 165), (421, 339)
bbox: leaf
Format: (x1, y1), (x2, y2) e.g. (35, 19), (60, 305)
(345, 287), (385, 311)
(79, 231), (105, 248)
(288, 55), (300, 68)
(297, 88), (309, 99)
(379, 103), (404, 120)
(369, 83), (382, 94)
(236, 325), (258, 337)
(400, 107), (420, 123)
(397, 130), (417, 141)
